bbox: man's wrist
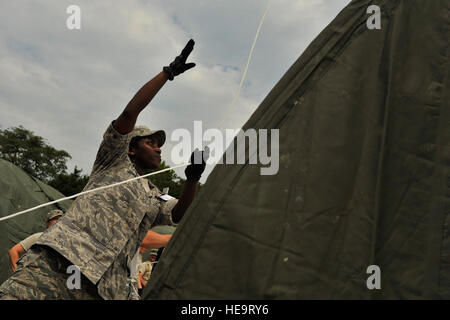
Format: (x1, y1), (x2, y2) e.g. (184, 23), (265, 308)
(160, 70), (170, 80)
(163, 66), (174, 80)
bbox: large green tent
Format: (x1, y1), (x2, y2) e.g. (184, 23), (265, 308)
(144, 0), (449, 299)
(0, 159), (73, 284)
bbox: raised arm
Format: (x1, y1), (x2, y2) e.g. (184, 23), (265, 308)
(113, 39), (196, 135)
(114, 72), (169, 135)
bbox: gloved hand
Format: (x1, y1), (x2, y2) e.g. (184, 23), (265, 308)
(185, 146), (209, 182)
(163, 39), (196, 80)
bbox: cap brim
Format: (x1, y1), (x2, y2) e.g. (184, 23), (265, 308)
(47, 214), (62, 221)
(148, 130), (166, 148)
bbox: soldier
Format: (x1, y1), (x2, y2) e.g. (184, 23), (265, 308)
(0, 39), (206, 300)
(128, 231), (172, 300)
(8, 209), (64, 272)
(137, 248), (160, 288)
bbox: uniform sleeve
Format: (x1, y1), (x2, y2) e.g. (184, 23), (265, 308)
(19, 232), (43, 251)
(153, 198), (179, 227)
(91, 121), (133, 174)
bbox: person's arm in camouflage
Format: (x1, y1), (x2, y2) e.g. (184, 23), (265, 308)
(171, 181), (198, 223)
(171, 147), (209, 223)
(113, 40), (196, 135)
(8, 243), (25, 272)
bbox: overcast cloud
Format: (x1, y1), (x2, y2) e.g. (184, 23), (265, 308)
(0, 0), (350, 183)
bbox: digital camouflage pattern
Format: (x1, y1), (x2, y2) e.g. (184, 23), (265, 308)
(0, 245), (101, 300)
(0, 122), (177, 300)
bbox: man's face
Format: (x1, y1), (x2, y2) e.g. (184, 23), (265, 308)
(130, 136), (162, 170)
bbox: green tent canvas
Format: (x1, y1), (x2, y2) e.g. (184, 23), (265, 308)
(0, 159), (73, 284)
(144, 0), (449, 299)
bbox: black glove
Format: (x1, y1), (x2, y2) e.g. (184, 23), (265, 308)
(163, 39), (196, 80)
(185, 146), (209, 182)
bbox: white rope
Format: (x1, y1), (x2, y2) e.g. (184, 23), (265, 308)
(218, 0), (272, 129)
(0, 163), (189, 223)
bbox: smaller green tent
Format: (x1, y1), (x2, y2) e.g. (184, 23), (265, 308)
(0, 159), (73, 284)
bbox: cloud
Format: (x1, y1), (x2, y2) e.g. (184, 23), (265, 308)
(0, 0), (350, 183)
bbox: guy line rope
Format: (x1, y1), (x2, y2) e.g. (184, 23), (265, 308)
(0, 164), (188, 222)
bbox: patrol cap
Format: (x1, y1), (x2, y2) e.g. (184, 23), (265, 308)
(131, 125), (166, 148)
(47, 209), (63, 221)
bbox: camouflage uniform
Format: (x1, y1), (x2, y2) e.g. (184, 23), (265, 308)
(16, 210), (63, 252)
(0, 122), (177, 300)
(0, 245), (101, 300)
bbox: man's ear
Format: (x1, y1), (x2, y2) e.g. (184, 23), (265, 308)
(128, 144), (137, 156)
(129, 137), (141, 156)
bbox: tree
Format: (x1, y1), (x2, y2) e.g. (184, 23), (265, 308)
(48, 166), (90, 196)
(0, 126), (71, 182)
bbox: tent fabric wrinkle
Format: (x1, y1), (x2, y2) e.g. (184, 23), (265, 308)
(142, 0), (449, 299)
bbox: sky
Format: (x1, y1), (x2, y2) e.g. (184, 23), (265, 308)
(0, 0), (350, 184)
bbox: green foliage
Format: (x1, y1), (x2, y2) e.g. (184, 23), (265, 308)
(0, 126), (71, 182)
(0, 125), (90, 195)
(48, 166), (90, 196)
